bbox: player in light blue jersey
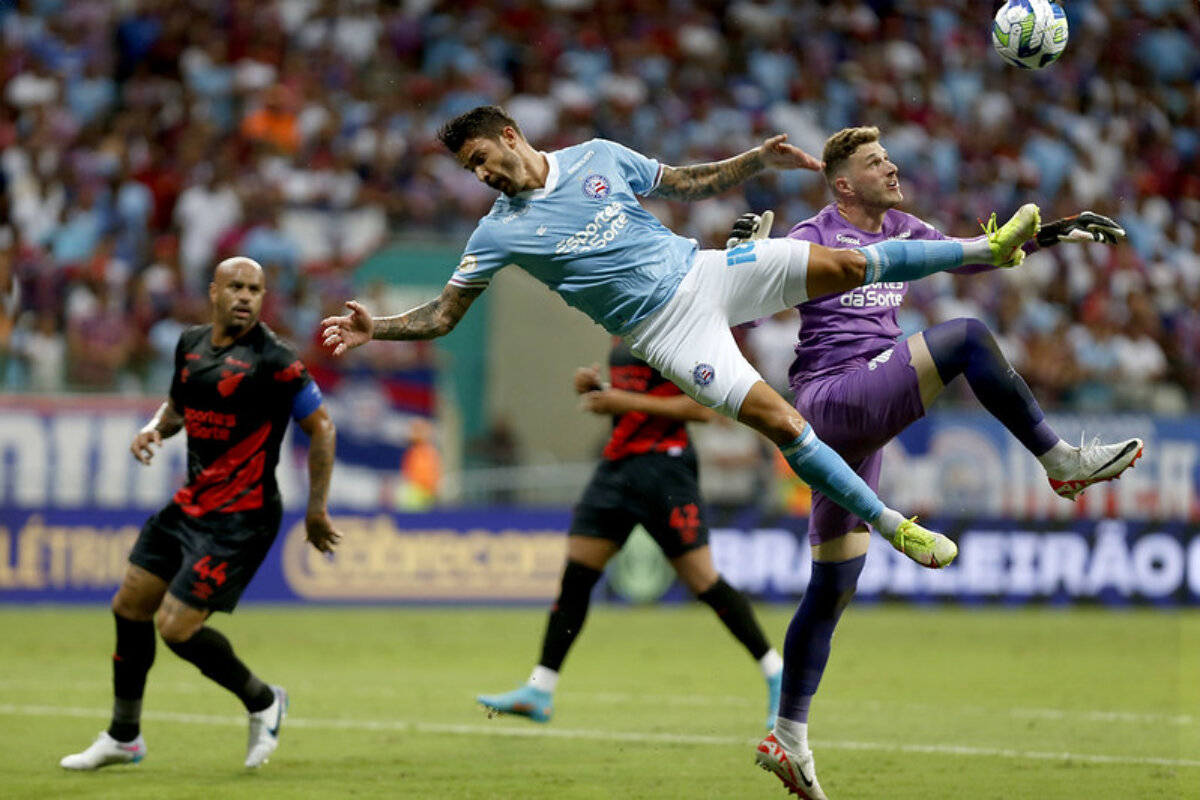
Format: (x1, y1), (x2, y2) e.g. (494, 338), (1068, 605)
(322, 105), (1038, 577)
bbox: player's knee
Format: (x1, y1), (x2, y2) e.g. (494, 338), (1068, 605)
(155, 609), (202, 644)
(112, 588), (157, 621)
(960, 317), (999, 352)
(825, 248), (866, 286)
(805, 246), (867, 298)
(675, 560), (719, 595)
(757, 408), (809, 447)
(736, 388), (806, 446)
(932, 317), (999, 370)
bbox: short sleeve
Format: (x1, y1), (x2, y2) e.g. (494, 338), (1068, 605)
(449, 224), (509, 290)
(599, 140), (662, 196)
(168, 334), (187, 406)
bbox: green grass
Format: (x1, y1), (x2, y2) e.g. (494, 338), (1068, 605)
(1, 604), (1197, 799)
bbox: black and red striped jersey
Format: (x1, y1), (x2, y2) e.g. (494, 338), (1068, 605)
(602, 338), (693, 461)
(168, 323), (316, 518)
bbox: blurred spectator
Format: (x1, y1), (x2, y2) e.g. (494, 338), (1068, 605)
(18, 311), (67, 393)
(395, 417), (442, 510)
(690, 416), (774, 526)
(0, 0), (1193, 420)
(173, 162), (242, 293)
(65, 282), (133, 391)
(241, 84), (300, 155)
(468, 416), (522, 505)
(744, 309), (800, 397)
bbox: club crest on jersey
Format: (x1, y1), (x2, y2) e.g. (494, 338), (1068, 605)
(582, 174), (611, 200)
(692, 363), (715, 387)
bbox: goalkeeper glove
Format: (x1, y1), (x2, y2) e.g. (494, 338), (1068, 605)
(1035, 211), (1125, 248)
(725, 210), (775, 249)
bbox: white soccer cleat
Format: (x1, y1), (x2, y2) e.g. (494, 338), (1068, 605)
(60, 731), (146, 770)
(755, 733), (827, 799)
(1048, 436), (1144, 501)
(245, 686), (288, 768)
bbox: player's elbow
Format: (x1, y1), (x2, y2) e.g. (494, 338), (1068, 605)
(301, 410), (337, 443)
(437, 311), (461, 336)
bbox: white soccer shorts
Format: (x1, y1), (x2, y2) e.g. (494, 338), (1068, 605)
(626, 238), (811, 417)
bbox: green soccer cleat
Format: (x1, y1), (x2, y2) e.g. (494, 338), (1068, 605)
(477, 685), (554, 723)
(984, 203), (1041, 267)
(886, 517), (958, 569)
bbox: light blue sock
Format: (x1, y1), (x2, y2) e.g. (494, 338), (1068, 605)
(779, 426), (883, 524)
(857, 240), (968, 284)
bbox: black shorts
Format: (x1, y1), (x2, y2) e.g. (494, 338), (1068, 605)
(128, 502), (282, 613)
(570, 451), (709, 559)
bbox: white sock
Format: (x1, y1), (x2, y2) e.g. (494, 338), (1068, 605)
(774, 716), (809, 754)
(759, 648), (783, 678)
(872, 507), (905, 539)
(960, 235), (993, 263)
(528, 665), (559, 693)
(1037, 439), (1073, 477)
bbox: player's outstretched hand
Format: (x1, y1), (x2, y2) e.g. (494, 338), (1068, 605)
(574, 363), (604, 395)
(321, 301), (374, 356)
(305, 510), (342, 554)
(759, 134), (823, 172)
(726, 210), (775, 249)
(579, 388), (630, 417)
(131, 428), (162, 465)
(1036, 211), (1126, 247)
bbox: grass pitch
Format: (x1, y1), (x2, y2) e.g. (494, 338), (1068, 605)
(1, 604), (1196, 799)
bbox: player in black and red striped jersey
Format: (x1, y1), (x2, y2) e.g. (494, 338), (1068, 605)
(477, 337), (783, 729)
(61, 257), (342, 772)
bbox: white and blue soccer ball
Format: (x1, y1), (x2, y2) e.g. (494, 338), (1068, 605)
(991, 0), (1069, 70)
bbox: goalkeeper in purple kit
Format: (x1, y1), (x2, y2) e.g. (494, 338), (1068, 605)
(731, 126), (1141, 799)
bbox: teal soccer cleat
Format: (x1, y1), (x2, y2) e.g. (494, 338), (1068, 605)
(477, 685), (554, 723)
(765, 671), (782, 731)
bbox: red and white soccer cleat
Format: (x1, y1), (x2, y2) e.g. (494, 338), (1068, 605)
(1047, 436), (1144, 501)
(755, 733), (828, 799)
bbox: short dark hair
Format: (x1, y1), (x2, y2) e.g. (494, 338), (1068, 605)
(822, 126), (881, 186)
(437, 105), (523, 154)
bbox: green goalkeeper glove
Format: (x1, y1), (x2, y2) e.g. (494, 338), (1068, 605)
(1036, 211), (1125, 247)
(725, 210), (775, 249)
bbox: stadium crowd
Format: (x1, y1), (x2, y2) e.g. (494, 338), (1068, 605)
(1, 0), (1197, 414)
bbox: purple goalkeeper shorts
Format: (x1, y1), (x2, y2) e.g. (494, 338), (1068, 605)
(793, 340), (926, 545)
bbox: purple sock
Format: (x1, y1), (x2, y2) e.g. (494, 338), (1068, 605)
(923, 317), (1059, 456)
(779, 555), (866, 723)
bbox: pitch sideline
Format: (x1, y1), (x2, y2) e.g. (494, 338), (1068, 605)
(4, 702), (1198, 771)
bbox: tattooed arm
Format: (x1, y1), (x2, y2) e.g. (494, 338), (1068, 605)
(320, 284), (485, 355)
(652, 134), (824, 201)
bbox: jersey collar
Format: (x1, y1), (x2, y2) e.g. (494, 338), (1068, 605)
(517, 151), (558, 201)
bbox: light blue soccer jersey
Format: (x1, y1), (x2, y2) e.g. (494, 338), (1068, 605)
(449, 139), (698, 335)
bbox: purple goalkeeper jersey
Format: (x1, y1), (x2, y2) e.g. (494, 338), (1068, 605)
(785, 204), (948, 387)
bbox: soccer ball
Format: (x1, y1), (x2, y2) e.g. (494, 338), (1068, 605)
(991, 0), (1069, 70)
